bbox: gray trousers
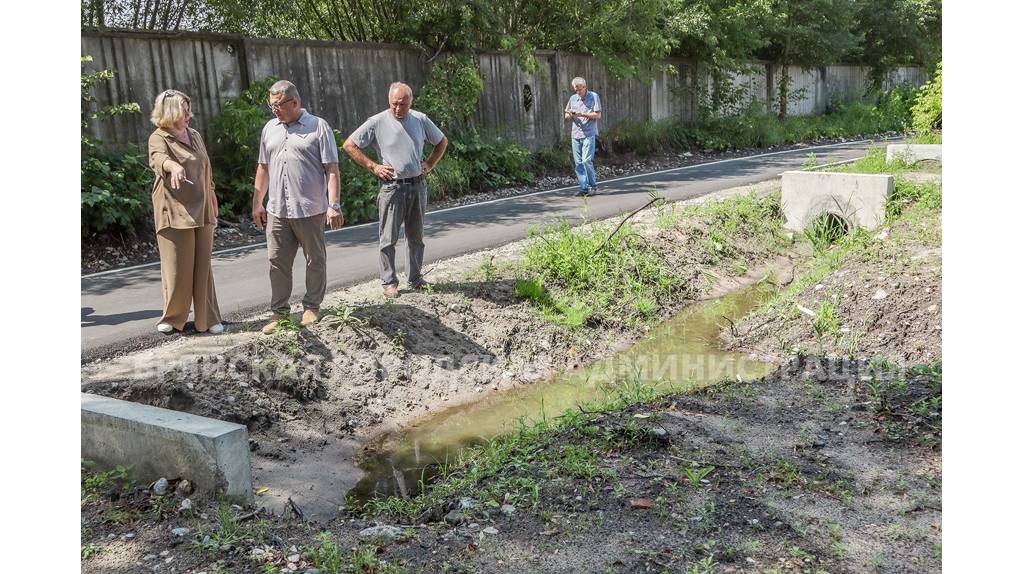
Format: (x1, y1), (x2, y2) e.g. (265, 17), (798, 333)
(266, 212), (327, 314)
(377, 179), (427, 286)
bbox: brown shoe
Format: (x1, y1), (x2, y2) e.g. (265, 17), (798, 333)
(261, 313), (287, 335)
(300, 309), (319, 327)
(383, 283), (400, 299)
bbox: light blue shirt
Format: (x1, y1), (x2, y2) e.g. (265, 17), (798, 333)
(565, 91), (602, 139)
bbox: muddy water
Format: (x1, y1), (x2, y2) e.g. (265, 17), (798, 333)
(347, 280), (777, 503)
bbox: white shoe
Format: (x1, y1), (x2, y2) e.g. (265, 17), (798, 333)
(207, 323), (225, 334)
(157, 322), (174, 334)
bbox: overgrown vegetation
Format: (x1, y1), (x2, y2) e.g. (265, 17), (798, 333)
(512, 190), (787, 330)
(80, 55), (149, 238)
(604, 86), (916, 155)
(911, 60), (942, 133)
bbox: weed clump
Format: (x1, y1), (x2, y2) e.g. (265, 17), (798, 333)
(520, 221), (679, 328)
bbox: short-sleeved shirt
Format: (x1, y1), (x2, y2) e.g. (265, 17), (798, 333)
(348, 110), (445, 179)
(564, 91), (602, 139)
(258, 110), (339, 219)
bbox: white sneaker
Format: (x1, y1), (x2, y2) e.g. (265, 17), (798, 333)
(207, 323), (225, 334)
(157, 322), (174, 334)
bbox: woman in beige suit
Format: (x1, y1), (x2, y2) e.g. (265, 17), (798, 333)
(148, 89), (223, 334)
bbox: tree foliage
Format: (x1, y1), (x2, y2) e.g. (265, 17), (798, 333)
(83, 0), (941, 103)
(759, 0), (861, 118)
(910, 60), (941, 132)
(853, 0), (942, 89)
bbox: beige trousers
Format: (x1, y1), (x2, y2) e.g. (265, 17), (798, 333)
(266, 212), (327, 314)
(156, 225), (221, 331)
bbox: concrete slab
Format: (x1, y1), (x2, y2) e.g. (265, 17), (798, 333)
(781, 171), (894, 232)
(81, 393), (253, 502)
(886, 144), (941, 164)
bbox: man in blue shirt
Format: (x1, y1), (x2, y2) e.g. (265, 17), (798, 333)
(563, 77), (602, 197)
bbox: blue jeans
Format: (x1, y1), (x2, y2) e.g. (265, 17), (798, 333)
(571, 136), (598, 193)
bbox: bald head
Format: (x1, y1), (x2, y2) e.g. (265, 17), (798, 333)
(388, 82), (413, 119)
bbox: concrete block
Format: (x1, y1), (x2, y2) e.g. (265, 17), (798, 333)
(781, 171), (894, 232)
(886, 144), (941, 164)
(81, 393), (253, 502)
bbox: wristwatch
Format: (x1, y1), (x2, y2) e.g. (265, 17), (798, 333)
(328, 202), (342, 211)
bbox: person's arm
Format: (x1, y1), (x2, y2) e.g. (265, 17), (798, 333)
(252, 163), (269, 230)
(586, 94), (602, 120)
(342, 138), (395, 180)
(324, 163), (343, 229)
(422, 136), (448, 174)
(149, 133), (186, 190)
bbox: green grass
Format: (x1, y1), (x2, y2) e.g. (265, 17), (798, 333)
(682, 466), (716, 488)
(906, 131), (942, 144)
(193, 503), (247, 553)
(804, 213), (850, 254)
(303, 532), (406, 573)
(813, 297), (841, 340)
(519, 219), (679, 328)
(516, 191), (785, 329)
(269, 313), (302, 334)
(81, 461), (135, 506)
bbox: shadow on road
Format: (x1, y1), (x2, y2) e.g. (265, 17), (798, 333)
(81, 306), (162, 327)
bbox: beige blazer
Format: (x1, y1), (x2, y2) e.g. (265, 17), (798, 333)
(148, 127), (216, 232)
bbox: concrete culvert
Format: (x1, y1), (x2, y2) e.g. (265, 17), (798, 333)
(805, 212), (850, 250)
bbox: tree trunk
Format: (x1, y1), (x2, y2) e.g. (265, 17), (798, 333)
(778, 62), (789, 120)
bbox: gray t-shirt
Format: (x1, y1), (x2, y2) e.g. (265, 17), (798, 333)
(564, 91), (602, 139)
(348, 110), (445, 179)
(258, 110), (339, 219)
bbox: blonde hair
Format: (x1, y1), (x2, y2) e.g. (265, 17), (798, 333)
(150, 89), (192, 129)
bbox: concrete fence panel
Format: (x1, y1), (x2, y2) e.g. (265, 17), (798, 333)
(81, 29), (927, 151)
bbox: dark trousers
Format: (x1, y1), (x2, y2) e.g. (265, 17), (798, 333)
(377, 179), (427, 286)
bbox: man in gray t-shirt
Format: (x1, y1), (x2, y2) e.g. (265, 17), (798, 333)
(343, 82), (448, 298)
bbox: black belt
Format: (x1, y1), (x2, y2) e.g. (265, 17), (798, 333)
(383, 174), (426, 185)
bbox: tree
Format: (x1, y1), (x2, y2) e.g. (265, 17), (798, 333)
(81, 55), (140, 149)
(760, 0), (860, 119)
(853, 0), (942, 89)
(664, 0), (773, 115)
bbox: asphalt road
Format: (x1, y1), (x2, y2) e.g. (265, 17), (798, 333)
(81, 138), (890, 360)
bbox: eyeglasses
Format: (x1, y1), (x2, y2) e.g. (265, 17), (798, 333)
(268, 98), (294, 111)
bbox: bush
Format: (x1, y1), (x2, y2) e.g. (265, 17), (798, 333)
(81, 147), (153, 238)
(331, 129), (379, 224)
(911, 62), (942, 133)
(208, 77), (278, 218)
(597, 87), (917, 159)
